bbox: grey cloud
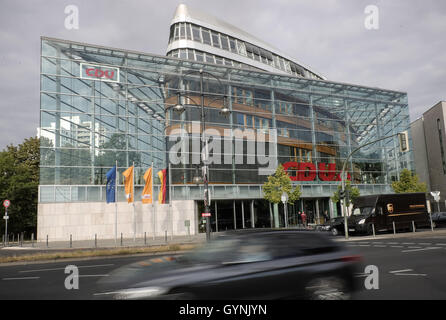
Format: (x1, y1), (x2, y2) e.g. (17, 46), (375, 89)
(0, 0), (445, 149)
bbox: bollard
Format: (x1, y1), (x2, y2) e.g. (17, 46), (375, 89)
(393, 221), (396, 235)
(20, 233), (22, 247)
(95, 234), (97, 248)
(31, 233), (34, 247)
(46, 235), (49, 248)
(165, 230), (167, 243)
(70, 234), (72, 248)
(372, 224), (376, 237)
(412, 221), (416, 233)
(144, 232), (147, 245)
(120, 233), (123, 246)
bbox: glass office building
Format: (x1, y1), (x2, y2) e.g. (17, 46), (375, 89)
(38, 36), (412, 239)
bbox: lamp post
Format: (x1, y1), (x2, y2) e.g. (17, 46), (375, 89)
(168, 69), (230, 241)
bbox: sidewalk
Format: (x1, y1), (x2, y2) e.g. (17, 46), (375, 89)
(334, 227), (446, 242)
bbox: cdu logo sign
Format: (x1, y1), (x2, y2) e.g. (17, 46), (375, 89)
(80, 63), (120, 83)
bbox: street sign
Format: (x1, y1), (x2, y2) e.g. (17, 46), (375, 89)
(3, 200), (10, 208)
(3, 216), (8, 220)
(202, 212), (211, 217)
(431, 191), (441, 202)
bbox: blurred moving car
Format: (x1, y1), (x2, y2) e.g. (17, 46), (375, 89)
(431, 212), (446, 226)
(94, 229), (361, 300)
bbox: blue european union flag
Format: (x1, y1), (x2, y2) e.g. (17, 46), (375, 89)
(106, 166), (116, 203)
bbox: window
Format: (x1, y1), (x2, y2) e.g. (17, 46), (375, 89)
(220, 35), (229, 50)
(169, 25), (175, 43)
(237, 113), (245, 126)
(211, 31), (221, 48)
(186, 24), (192, 40)
(229, 38), (237, 53)
(180, 23), (186, 40)
(205, 53), (214, 63)
(215, 57), (223, 65)
(202, 29), (211, 45)
(174, 24), (180, 41)
(236, 40), (247, 56)
(179, 49), (187, 59)
(245, 91), (253, 106)
(195, 51), (204, 62)
(192, 25), (201, 42)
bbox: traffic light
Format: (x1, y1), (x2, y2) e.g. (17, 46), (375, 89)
(398, 131), (409, 152)
(339, 190), (345, 199)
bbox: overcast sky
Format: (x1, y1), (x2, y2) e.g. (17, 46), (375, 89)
(0, 0), (445, 149)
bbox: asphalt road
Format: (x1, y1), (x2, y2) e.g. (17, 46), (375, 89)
(0, 232), (445, 300)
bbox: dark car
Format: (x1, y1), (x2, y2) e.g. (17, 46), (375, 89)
(317, 217), (345, 236)
(94, 229), (362, 300)
(432, 212), (446, 226)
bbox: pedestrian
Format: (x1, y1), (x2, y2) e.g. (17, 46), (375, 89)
(301, 211), (307, 228)
(298, 211), (302, 225)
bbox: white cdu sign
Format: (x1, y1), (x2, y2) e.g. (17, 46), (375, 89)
(364, 5), (380, 30)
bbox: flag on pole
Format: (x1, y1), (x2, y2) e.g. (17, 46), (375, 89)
(122, 165), (134, 203)
(142, 168), (153, 204)
(105, 166), (116, 203)
(158, 169), (167, 204)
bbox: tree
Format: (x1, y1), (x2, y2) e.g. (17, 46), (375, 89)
(391, 168), (427, 193)
(0, 137), (40, 236)
(263, 164), (301, 204)
(331, 180), (360, 206)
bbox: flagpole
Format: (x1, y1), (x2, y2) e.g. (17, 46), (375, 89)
(152, 162), (155, 240)
(133, 161), (136, 243)
(115, 160), (118, 246)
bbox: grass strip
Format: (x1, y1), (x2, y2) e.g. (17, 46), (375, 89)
(0, 243), (199, 264)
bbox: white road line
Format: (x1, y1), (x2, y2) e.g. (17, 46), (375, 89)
(407, 246), (422, 249)
(402, 243), (415, 245)
(418, 243), (432, 245)
(389, 269), (413, 273)
(391, 246), (404, 248)
(387, 242), (399, 245)
(435, 243), (446, 246)
(373, 245), (387, 247)
(19, 264), (115, 273)
(76, 274), (109, 278)
(402, 247), (442, 253)
(359, 245), (370, 247)
(2, 277), (40, 281)
(394, 273), (427, 277)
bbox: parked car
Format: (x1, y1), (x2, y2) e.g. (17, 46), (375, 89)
(94, 229), (362, 300)
(431, 212), (446, 226)
(317, 217), (345, 236)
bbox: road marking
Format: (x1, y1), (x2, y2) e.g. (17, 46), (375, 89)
(407, 246), (422, 249)
(402, 242), (415, 245)
(389, 269), (413, 273)
(435, 243), (446, 246)
(418, 243), (432, 245)
(2, 277), (40, 281)
(394, 273), (427, 277)
(76, 274), (109, 278)
(359, 245), (370, 247)
(354, 273), (369, 278)
(19, 264), (115, 273)
(387, 242), (399, 245)
(373, 245), (387, 247)
(402, 247), (442, 253)
(391, 246), (404, 248)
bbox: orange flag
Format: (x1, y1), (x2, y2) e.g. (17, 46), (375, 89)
(142, 168), (153, 204)
(122, 165), (134, 203)
(158, 169), (167, 204)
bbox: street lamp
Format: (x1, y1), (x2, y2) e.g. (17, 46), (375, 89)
(168, 69), (230, 241)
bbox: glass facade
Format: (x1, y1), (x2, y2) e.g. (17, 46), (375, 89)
(39, 37), (412, 205)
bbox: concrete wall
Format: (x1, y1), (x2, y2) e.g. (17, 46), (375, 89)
(410, 117), (431, 190)
(423, 102), (446, 197)
(37, 200), (197, 241)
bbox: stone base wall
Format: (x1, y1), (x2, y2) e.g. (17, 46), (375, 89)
(37, 200), (196, 241)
